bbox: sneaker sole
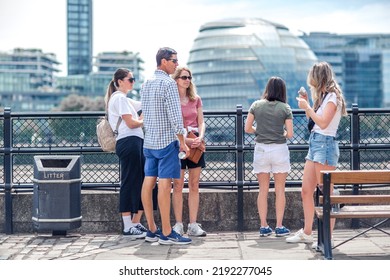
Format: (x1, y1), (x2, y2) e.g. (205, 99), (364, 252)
(145, 236), (159, 242)
(123, 233), (146, 239)
(275, 232), (290, 237)
(158, 239), (192, 245)
(286, 239), (313, 244)
(260, 233), (272, 237)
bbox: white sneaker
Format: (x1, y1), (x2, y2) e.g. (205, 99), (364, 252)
(172, 222), (184, 236)
(285, 228), (313, 244)
(187, 223), (207, 237)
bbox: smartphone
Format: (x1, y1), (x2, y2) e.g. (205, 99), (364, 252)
(298, 86), (307, 97)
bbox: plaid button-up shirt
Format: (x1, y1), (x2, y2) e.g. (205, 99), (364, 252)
(141, 69), (186, 149)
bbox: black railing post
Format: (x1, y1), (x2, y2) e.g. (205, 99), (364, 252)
(3, 107), (13, 234)
(351, 103), (360, 172)
(236, 104), (244, 231)
(350, 103), (360, 228)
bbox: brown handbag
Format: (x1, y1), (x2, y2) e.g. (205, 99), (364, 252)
(186, 131), (206, 164)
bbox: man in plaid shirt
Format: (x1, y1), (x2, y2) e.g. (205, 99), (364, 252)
(140, 47), (192, 245)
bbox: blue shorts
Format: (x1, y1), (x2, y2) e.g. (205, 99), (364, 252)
(143, 141), (181, 179)
(306, 132), (340, 167)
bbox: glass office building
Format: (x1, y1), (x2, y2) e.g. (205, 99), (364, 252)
(300, 32), (390, 108)
(187, 18), (318, 110)
(67, 0), (93, 75)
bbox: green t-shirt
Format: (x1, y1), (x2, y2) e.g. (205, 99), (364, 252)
(249, 99), (293, 144)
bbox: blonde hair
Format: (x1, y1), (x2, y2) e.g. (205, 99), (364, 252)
(172, 66), (198, 101)
(307, 61), (347, 116)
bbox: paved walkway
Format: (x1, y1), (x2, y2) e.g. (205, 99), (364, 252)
(1, 229), (389, 260)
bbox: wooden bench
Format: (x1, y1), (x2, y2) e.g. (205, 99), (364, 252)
(314, 170), (390, 259)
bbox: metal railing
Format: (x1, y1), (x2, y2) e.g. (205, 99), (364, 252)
(1, 104), (390, 233)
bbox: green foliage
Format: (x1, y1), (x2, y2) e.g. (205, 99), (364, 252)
(49, 117), (97, 141)
(54, 94), (105, 112)
(49, 94), (104, 142)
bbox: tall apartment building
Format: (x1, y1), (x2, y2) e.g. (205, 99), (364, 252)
(92, 51), (144, 94)
(0, 48), (60, 92)
(0, 48), (63, 111)
(57, 51), (144, 97)
(67, 0), (93, 75)
(300, 32), (390, 108)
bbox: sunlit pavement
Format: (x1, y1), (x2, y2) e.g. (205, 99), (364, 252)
(1, 229), (389, 260)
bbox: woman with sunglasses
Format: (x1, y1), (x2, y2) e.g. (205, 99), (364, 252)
(172, 66), (207, 237)
(105, 68), (147, 238)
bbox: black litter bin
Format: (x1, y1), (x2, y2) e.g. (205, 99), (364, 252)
(32, 155), (82, 235)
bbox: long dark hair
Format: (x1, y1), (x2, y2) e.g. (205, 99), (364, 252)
(104, 68), (130, 107)
(262, 76), (287, 103)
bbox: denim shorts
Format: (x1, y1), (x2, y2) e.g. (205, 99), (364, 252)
(306, 132), (340, 167)
(143, 140), (181, 179)
(252, 143), (290, 174)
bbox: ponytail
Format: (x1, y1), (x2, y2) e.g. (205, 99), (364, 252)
(104, 80), (116, 108)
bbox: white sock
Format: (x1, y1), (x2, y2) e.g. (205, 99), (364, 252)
(122, 216), (135, 232)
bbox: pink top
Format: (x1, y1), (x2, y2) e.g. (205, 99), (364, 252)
(181, 96), (203, 128)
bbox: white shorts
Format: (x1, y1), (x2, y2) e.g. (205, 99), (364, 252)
(252, 143), (291, 174)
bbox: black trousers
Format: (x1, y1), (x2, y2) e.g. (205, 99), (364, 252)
(116, 136), (157, 213)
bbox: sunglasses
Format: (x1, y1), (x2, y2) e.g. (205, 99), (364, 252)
(125, 77), (136, 83)
(166, 58), (178, 64)
(179, 75), (192, 81)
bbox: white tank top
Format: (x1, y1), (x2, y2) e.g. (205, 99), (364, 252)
(312, 92), (341, 137)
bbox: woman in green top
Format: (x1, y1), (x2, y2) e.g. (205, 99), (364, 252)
(245, 77), (294, 237)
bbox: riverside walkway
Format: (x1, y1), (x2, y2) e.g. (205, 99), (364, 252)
(1, 229), (389, 260)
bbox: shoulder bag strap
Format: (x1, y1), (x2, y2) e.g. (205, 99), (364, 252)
(107, 91), (122, 135)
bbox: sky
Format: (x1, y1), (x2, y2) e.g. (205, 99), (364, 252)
(0, 0), (389, 77)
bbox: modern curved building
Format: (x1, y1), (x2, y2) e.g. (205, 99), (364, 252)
(187, 18), (318, 110)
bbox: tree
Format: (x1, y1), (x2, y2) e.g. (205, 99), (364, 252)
(54, 94), (105, 112)
(49, 94), (105, 144)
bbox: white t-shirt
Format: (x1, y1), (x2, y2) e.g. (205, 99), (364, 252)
(312, 92), (341, 137)
(108, 91), (143, 140)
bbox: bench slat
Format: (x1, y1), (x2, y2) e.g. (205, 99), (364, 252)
(319, 195), (390, 204)
(320, 170), (390, 184)
(315, 205), (390, 219)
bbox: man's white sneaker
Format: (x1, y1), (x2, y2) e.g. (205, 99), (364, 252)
(187, 223), (207, 237)
(173, 222), (184, 236)
(285, 228), (313, 244)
